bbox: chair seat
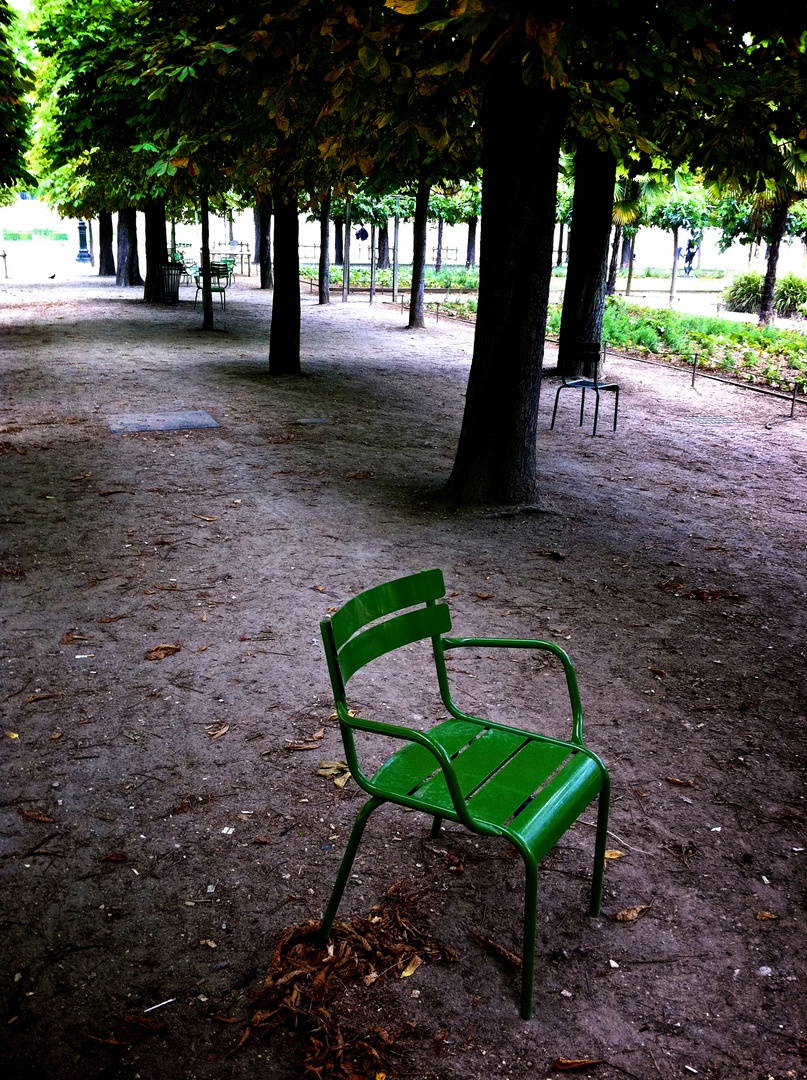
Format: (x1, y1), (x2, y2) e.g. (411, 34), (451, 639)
(371, 718), (601, 859)
(562, 377), (618, 391)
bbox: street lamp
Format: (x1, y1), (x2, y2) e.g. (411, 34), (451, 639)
(76, 219), (92, 263)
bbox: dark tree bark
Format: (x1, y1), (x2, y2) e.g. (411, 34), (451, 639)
(98, 210), (115, 276)
(669, 225), (680, 307)
(200, 192), (214, 331)
(142, 197), (169, 303)
(443, 73), (568, 506)
(759, 200), (789, 325)
(333, 215), (344, 266)
(253, 194), (273, 289)
(115, 209), (142, 287)
(606, 221), (622, 296)
(318, 190), (331, 305)
(620, 232), (632, 269)
(557, 141), (617, 379)
(269, 186), (301, 375)
(556, 222), (565, 266)
(408, 175), (430, 329)
(377, 221), (390, 269)
(465, 215), (477, 268)
(435, 216), (444, 272)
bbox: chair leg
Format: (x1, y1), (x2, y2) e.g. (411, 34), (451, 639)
(550, 387), (563, 430)
(612, 387), (619, 432)
(315, 797), (382, 948)
(578, 388), (586, 427)
(429, 815), (443, 839)
(520, 852), (540, 1020)
(589, 776), (611, 916)
(592, 390), (601, 437)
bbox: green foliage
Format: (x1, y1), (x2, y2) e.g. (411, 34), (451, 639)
(303, 263), (480, 291)
(773, 273), (807, 317)
(0, 0), (34, 188)
(722, 271), (763, 313)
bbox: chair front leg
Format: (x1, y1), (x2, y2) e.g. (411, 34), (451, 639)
(315, 797), (383, 948)
(429, 815), (443, 839)
(520, 850), (540, 1020)
(589, 779), (611, 916)
(592, 389), (601, 437)
(579, 388), (586, 427)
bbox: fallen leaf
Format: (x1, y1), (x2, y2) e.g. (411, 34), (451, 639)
(101, 853), (127, 862)
(197, 515), (217, 521)
(363, 971), (380, 986)
(468, 930), (522, 968)
(400, 955), (422, 978)
(198, 645), (210, 652)
(314, 585), (324, 592)
(26, 692), (64, 703)
(343, 470), (375, 480)
(666, 776), (695, 787)
(604, 850), (624, 860)
(316, 760), (351, 787)
(50, 732), (62, 740)
(5, 732), (19, 739)
(756, 911), (780, 920)
(475, 592), (495, 600)
(613, 902), (653, 923)
(21, 810), (53, 823)
(200, 939), (217, 948)
(552, 1058), (603, 1071)
(99, 614), (131, 623)
(537, 550), (567, 560)
(60, 632), (85, 645)
(252, 837), (271, 844)
(145, 642), (181, 661)
(206, 722), (229, 740)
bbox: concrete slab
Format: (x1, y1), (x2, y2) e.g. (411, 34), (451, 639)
(108, 410), (220, 434)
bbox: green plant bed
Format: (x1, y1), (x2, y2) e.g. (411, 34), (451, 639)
(301, 264), (479, 292)
(546, 297), (807, 392)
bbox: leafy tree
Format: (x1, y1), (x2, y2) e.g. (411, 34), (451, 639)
(0, 0), (34, 196)
(645, 176), (712, 305)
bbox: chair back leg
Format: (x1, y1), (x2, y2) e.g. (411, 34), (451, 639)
(520, 852), (540, 1019)
(315, 797), (383, 947)
(589, 782), (611, 916)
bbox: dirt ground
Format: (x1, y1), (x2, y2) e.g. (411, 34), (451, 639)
(1, 273), (806, 1080)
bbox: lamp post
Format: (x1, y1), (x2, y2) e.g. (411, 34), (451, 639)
(76, 219), (92, 263)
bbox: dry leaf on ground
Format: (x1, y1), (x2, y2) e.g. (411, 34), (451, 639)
(145, 642), (181, 661)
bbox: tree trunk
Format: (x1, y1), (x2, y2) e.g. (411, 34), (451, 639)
(319, 190), (331, 305)
(115, 209), (142, 287)
(435, 216), (444, 272)
(443, 73), (568, 506)
(466, 215), (477, 268)
(759, 200), (789, 325)
(625, 233), (636, 296)
(254, 194), (273, 289)
(408, 175), (430, 329)
(142, 197), (169, 303)
(606, 221), (621, 296)
(334, 215), (344, 266)
(269, 186), (301, 375)
(558, 141), (617, 378)
(556, 222), (564, 266)
(98, 210), (115, 276)
(620, 232), (632, 269)
(669, 225), (679, 307)
(377, 221), (390, 270)
(200, 192), (214, 331)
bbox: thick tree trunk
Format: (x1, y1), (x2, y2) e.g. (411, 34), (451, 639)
(466, 215), (477, 268)
(200, 192), (214, 331)
(435, 217), (444, 272)
(377, 221), (390, 270)
(443, 74), (567, 506)
(319, 190), (331, 305)
(759, 201), (789, 325)
(334, 215), (344, 266)
(558, 141), (617, 378)
(620, 232), (632, 269)
(142, 197), (169, 303)
(254, 194), (273, 289)
(269, 187), (301, 375)
(98, 210), (115, 276)
(606, 221), (622, 296)
(408, 175), (430, 329)
(115, 209), (142, 287)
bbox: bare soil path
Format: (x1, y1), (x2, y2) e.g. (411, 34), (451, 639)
(1, 275), (805, 1080)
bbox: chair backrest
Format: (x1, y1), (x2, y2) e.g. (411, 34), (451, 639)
(321, 568), (451, 707)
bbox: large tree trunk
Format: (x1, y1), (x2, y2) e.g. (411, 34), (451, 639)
(557, 141), (617, 378)
(98, 210), (115, 276)
(408, 175), (430, 329)
(466, 215), (477, 269)
(334, 215), (344, 266)
(319, 190), (331, 305)
(200, 192), (214, 331)
(759, 200), (789, 325)
(269, 186), (301, 375)
(377, 221), (390, 270)
(620, 232), (632, 269)
(443, 74), (567, 506)
(115, 209), (142, 287)
(142, 197), (169, 303)
(254, 194), (273, 289)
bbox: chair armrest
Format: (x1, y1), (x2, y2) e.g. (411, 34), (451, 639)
(439, 635), (585, 745)
(336, 707), (486, 833)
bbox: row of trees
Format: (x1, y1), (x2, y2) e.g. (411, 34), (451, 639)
(4, 1), (807, 504)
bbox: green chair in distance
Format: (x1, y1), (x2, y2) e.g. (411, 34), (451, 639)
(194, 262), (230, 310)
(551, 340), (620, 436)
(315, 568), (610, 1019)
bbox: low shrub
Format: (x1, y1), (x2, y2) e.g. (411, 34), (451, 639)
(774, 273), (807, 317)
(723, 271), (763, 313)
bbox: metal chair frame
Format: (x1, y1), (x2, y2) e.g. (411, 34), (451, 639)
(551, 341), (619, 436)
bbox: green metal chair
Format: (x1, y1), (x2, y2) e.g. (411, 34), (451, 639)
(550, 340), (619, 436)
(193, 262), (230, 310)
(315, 568), (610, 1019)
